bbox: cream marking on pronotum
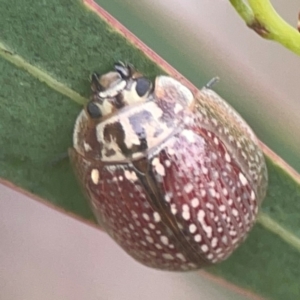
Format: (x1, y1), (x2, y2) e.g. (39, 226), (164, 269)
(99, 79), (126, 98)
(71, 62), (268, 271)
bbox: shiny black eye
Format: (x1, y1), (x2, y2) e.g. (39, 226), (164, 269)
(135, 77), (151, 97)
(87, 102), (102, 119)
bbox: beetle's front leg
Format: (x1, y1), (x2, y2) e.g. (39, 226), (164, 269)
(90, 72), (103, 93)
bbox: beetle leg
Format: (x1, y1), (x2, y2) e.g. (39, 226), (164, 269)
(114, 61), (134, 79)
(90, 72), (104, 92)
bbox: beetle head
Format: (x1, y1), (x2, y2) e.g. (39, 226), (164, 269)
(86, 62), (153, 120)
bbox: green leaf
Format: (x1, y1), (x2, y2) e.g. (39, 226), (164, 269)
(1, 0), (300, 299)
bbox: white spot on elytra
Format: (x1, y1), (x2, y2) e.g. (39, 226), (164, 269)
(206, 203), (214, 210)
(162, 253), (174, 260)
(217, 227), (223, 233)
(182, 204), (189, 211)
(152, 157), (166, 176)
(232, 209), (239, 217)
(197, 210), (212, 238)
(201, 244), (209, 252)
(131, 210), (138, 218)
(202, 167), (208, 175)
(209, 188), (216, 197)
(239, 172), (248, 186)
(194, 234), (201, 242)
(219, 205), (226, 212)
(143, 228), (150, 235)
(155, 243), (162, 249)
(146, 236), (154, 243)
(160, 236), (169, 245)
(124, 170), (138, 182)
(164, 192), (172, 202)
(225, 152), (231, 162)
(123, 228), (130, 233)
(91, 169), (99, 185)
(165, 159), (171, 167)
(207, 254), (214, 260)
(222, 236), (228, 244)
(142, 213), (150, 221)
(189, 224), (197, 233)
(213, 137), (219, 145)
(149, 223), (155, 229)
(171, 204), (177, 215)
(209, 181), (215, 187)
(184, 183), (194, 193)
(176, 253), (186, 262)
(205, 226), (212, 238)
(153, 212), (161, 222)
(222, 188), (228, 196)
(198, 210), (205, 223)
(229, 230), (237, 236)
(211, 237), (218, 248)
(191, 198), (199, 208)
(182, 211), (190, 220)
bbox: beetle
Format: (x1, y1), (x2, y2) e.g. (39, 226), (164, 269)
(69, 62), (268, 271)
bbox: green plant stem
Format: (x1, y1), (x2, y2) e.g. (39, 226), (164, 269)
(230, 0), (300, 56)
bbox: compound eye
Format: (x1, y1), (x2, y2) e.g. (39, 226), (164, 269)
(135, 77), (152, 97)
(87, 102), (102, 119)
